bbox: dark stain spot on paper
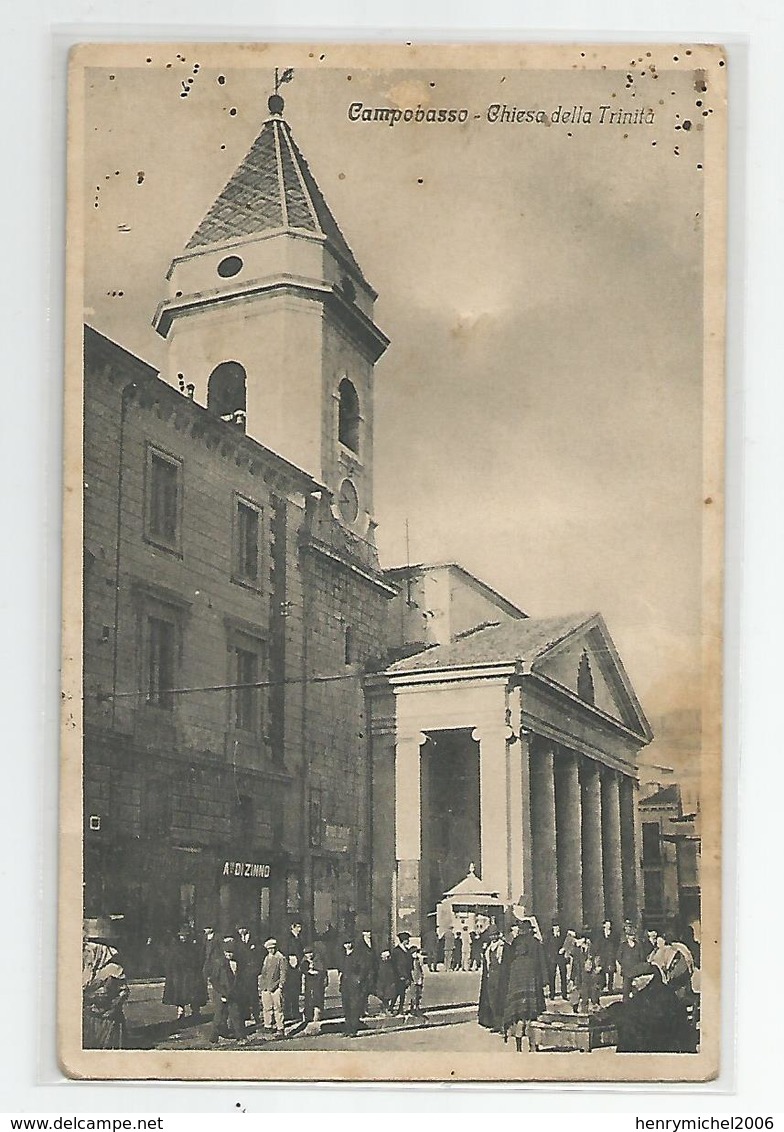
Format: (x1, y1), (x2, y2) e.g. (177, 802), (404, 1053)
(218, 75), (226, 85)
(137, 171), (144, 184)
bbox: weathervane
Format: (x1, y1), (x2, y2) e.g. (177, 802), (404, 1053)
(268, 67), (294, 116)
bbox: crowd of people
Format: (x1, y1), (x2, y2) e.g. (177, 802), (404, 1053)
(476, 915), (700, 1053)
(82, 912), (700, 1053)
(82, 916), (433, 1047)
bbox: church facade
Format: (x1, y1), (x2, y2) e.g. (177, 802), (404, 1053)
(81, 94), (652, 971)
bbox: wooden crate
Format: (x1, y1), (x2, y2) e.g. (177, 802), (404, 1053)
(528, 1011), (617, 1052)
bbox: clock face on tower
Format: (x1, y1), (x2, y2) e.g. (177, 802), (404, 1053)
(337, 478), (359, 524)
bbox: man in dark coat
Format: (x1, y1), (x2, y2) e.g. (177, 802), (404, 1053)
(422, 924), (439, 972)
(283, 919), (305, 1023)
(355, 929), (379, 1018)
(208, 937), (246, 1043)
(596, 919), (618, 994)
(452, 930), (463, 972)
(543, 919), (569, 1000)
(477, 926), (506, 1031)
(196, 924), (222, 1006)
(235, 926), (262, 1026)
(390, 931), (415, 1014)
(442, 926), (455, 972)
(338, 938), (365, 1036)
(617, 924), (647, 1002)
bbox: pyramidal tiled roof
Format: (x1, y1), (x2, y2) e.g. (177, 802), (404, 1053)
(443, 865), (497, 898)
(186, 114), (364, 279)
(387, 612), (595, 674)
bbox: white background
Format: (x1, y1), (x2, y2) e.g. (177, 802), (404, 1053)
(0, 0), (778, 1116)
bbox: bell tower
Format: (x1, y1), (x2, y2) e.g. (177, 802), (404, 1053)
(152, 91), (389, 537)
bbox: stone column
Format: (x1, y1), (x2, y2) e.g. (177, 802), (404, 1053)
(554, 747), (583, 929)
(394, 731), (426, 936)
(516, 730), (535, 907)
(619, 774), (640, 921)
(530, 739), (558, 924)
(473, 725), (513, 901)
(580, 758), (605, 925)
(601, 767), (624, 926)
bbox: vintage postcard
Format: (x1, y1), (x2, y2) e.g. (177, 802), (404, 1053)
(61, 42), (725, 1082)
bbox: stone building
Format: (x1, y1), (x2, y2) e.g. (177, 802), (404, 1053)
(82, 97), (395, 971)
(367, 567), (653, 941)
(639, 783), (701, 931)
(81, 94), (654, 968)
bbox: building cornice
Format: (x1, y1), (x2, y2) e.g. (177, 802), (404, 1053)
(152, 277), (389, 364)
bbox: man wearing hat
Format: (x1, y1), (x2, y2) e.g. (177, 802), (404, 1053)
(390, 931), (415, 1015)
(355, 928), (379, 1019)
(338, 937), (365, 1037)
(208, 935), (246, 1044)
(82, 917), (129, 1049)
(283, 919), (305, 1024)
(617, 921), (646, 1002)
(259, 937), (287, 1039)
(544, 918), (569, 1000)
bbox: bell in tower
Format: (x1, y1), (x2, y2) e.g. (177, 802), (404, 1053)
(152, 85), (389, 537)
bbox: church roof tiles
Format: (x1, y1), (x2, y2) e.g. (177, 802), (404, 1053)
(387, 612), (595, 673)
(185, 114), (365, 281)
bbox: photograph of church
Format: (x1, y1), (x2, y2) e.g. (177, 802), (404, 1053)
(69, 47), (716, 1073)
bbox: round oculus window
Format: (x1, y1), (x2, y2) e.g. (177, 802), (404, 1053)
(217, 255), (243, 278)
(338, 478), (359, 524)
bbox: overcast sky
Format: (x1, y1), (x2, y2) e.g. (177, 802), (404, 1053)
(79, 48), (712, 780)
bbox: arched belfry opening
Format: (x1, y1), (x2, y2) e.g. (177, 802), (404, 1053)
(207, 361), (247, 421)
(338, 378), (360, 454)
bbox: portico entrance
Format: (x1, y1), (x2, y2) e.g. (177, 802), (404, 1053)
(420, 728), (481, 923)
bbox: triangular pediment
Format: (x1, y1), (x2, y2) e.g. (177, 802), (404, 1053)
(532, 615), (652, 740)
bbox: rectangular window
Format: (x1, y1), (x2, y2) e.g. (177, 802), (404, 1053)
(642, 820), (662, 863)
(147, 616), (176, 709)
(232, 496), (262, 586)
(233, 646), (260, 732)
(236, 500), (260, 581)
(146, 447), (182, 551)
(644, 870), (664, 913)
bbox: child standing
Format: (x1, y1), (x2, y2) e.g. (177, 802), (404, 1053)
(405, 945), (426, 1017)
(302, 945), (328, 1032)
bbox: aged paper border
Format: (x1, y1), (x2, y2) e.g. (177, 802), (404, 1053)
(60, 39), (726, 1084)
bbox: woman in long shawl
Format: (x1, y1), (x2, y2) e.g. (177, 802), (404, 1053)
(162, 926), (207, 1021)
(501, 919), (548, 1050)
(82, 918), (130, 1050)
(477, 927), (506, 1031)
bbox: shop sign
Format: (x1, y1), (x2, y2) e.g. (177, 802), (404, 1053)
(221, 860), (272, 880)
